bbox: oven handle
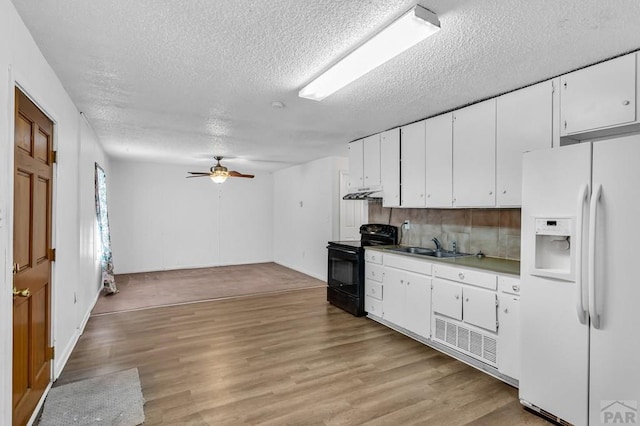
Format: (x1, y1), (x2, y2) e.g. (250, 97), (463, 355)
(327, 245), (360, 256)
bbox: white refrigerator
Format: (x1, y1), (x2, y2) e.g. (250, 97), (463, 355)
(519, 134), (640, 426)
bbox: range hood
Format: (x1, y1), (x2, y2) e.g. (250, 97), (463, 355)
(342, 187), (382, 200)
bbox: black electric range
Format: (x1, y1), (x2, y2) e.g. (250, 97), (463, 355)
(326, 224), (398, 316)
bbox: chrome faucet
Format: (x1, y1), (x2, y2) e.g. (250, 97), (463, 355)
(432, 237), (442, 251)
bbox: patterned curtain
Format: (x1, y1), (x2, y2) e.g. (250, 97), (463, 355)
(95, 163), (117, 294)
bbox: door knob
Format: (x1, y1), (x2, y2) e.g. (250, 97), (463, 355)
(13, 287), (30, 297)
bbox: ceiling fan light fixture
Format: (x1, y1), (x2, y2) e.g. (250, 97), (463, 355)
(298, 5), (440, 101)
(210, 168), (229, 184)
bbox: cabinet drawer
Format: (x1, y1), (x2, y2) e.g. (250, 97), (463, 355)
(365, 250), (383, 264)
(384, 253), (432, 275)
(498, 275), (520, 295)
(432, 279), (462, 321)
(433, 264), (497, 290)
(365, 296), (383, 317)
(463, 286), (497, 332)
(366, 263), (384, 282)
(365, 279), (383, 301)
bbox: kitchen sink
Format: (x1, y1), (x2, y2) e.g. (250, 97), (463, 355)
(387, 246), (473, 258)
(387, 246), (434, 255)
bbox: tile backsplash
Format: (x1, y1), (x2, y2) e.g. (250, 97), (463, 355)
(368, 202), (521, 260)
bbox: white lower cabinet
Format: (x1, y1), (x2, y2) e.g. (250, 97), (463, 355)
(384, 267), (431, 338)
(364, 249), (520, 383)
(432, 279), (462, 320)
(464, 286), (498, 332)
(497, 276), (521, 380)
(431, 265), (499, 367)
(432, 278), (497, 332)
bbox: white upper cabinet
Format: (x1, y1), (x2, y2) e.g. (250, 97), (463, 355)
(347, 139), (363, 190)
(560, 53), (637, 136)
(401, 120), (427, 207)
(496, 80), (555, 207)
(425, 113), (453, 207)
(453, 99), (496, 207)
(363, 134), (381, 188)
(380, 128), (400, 207)
(348, 135), (380, 190)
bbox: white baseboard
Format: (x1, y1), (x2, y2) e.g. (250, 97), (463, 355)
(115, 259), (275, 275)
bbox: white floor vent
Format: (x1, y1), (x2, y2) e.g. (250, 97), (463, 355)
(434, 316), (497, 366)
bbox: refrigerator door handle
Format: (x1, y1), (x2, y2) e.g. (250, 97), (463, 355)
(588, 184), (602, 329)
(575, 183), (589, 324)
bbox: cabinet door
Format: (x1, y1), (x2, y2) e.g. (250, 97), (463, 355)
(561, 53), (636, 136)
(463, 286), (497, 332)
(380, 128), (400, 207)
(453, 99), (496, 207)
(425, 113), (453, 207)
(363, 134), (381, 187)
(496, 80), (554, 206)
(498, 294), (521, 380)
(432, 279), (462, 321)
(382, 268), (405, 325)
(400, 121), (426, 207)
(404, 272), (432, 338)
(348, 139), (364, 190)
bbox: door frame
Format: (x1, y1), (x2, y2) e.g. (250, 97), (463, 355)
(1, 66), (59, 426)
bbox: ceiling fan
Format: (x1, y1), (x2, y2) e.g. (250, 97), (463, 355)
(186, 156), (255, 183)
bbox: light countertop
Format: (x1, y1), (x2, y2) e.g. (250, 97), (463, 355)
(366, 246), (520, 276)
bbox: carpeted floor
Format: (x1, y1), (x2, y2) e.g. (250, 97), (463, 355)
(92, 262), (325, 314)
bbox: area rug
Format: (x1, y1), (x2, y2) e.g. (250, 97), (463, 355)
(38, 368), (144, 426)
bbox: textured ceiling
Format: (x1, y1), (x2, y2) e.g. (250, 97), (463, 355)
(10, 0), (640, 171)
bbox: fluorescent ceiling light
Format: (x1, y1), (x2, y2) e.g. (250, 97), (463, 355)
(299, 5), (440, 101)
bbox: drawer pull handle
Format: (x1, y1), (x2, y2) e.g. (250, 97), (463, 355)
(504, 308), (509, 314)
(465, 298), (469, 302)
(455, 295), (460, 300)
(623, 100), (631, 106)
(458, 273), (465, 280)
(512, 284), (520, 292)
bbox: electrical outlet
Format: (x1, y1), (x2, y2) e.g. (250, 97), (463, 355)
(402, 220), (411, 230)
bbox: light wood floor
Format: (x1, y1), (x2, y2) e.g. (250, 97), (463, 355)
(58, 287), (549, 425)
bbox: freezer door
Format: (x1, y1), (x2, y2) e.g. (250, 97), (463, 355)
(589, 134), (640, 425)
(519, 143), (591, 426)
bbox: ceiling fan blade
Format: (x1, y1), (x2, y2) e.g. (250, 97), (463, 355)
(186, 175), (212, 178)
(187, 171), (211, 175)
(229, 170), (255, 178)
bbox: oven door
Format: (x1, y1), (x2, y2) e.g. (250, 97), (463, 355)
(327, 245), (362, 297)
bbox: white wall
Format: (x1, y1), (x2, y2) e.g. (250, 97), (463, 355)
(77, 117), (110, 329)
(0, 0), (108, 423)
(273, 156), (347, 280)
(109, 160), (273, 273)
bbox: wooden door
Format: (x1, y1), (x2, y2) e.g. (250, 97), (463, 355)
(13, 88), (54, 426)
